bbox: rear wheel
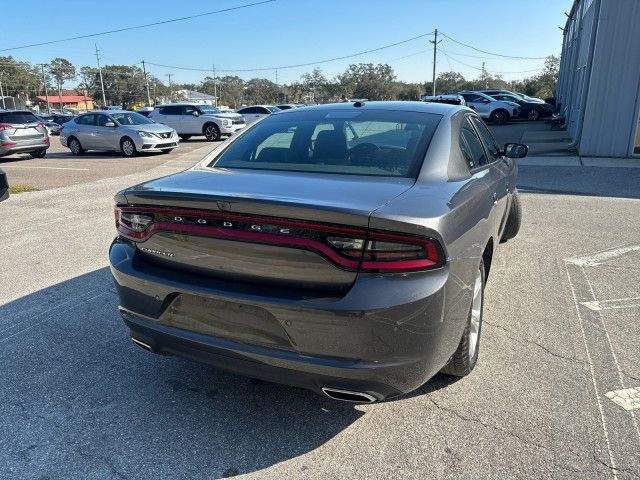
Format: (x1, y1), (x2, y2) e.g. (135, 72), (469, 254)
(121, 137), (137, 157)
(68, 137), (83, 156)
(490, 109), (509, 125)
(501, 191), (522, 241)
(179, 135), (191, 141)
(441, 259), (485, 377)
(30, 149), (46, 158)
(527, 109), (540, 121)
(203, 123), (220, 142)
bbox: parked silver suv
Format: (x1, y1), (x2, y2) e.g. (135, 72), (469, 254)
(61, 110), (178, 157)
(458, 92), (520, 125)
(0, 110), (49, 158)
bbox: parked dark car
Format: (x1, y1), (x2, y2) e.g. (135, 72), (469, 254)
(109, 102), (526, 403)
(0, 110), (49, 158)
(0, 168), (8, 201)
(488, 93), (554, 121)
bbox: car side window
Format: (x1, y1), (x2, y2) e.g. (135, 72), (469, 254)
(95, 114), (110, 127)
(159, 106), (180, 115)
(183, 105), (198, 115)
(77, 114), (95, 125)
(470, 117), (501, 163)
(258, 107), (271, 114)
(460, 118), (488, 169)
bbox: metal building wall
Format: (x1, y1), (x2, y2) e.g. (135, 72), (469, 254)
(580, 0), (640, 157)
(557, 0), (640, 158)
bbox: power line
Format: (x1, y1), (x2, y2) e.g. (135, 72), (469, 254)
(144, 31), (435, 73)
(438, 49), (543, 75)
(0, 0), (275, 52)
(439, 32), (549, 60)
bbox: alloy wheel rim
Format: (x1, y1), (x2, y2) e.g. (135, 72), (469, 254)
(529, 110), (539, 120)
(469, 267), (483, 361)
(206, 126), (217, 139)
(71, 140), (79, 153)
(123, 141), (134, 156)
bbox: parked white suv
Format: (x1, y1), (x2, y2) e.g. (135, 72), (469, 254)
(148, 103), (246, 141)
(458, 92), (520, 125)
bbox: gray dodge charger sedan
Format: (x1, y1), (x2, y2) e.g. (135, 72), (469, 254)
(109, 101), (526, 403)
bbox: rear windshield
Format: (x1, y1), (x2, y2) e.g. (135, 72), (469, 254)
(0, 112), (39, 124)
(210, 109), (441, 178)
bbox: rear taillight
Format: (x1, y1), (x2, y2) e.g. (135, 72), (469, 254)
(37, 122), (46, 128)
(0, 123), (12, 131)
(114, 206), (445, 272)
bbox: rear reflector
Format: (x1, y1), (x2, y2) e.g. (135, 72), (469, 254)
(1, 142), (17, 147)
(115, 206), (445, 272)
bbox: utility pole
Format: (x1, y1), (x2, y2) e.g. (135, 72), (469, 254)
(482, 62), (488, 88)
(429, 29), (441, 96)
(95, 44), (107, 107)
(141, 60), (152, 105)
(211, 65), (217, 107)
(0, 74), (6, 110)
(38, 64), (51, 114)
(275, 69), (279, 103)
(166, 74), (173, 102)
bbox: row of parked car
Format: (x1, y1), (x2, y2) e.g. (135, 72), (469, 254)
(0, 102), (304, 159)
(422, 89), (554, 124)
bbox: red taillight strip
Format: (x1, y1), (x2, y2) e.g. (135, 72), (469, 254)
(118, 221), (361, 270)
(118, 206), (367, 236)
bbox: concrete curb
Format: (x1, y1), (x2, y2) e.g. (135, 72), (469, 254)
(518, 156), (640, 168)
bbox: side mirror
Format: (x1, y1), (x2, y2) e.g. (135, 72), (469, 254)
(105, 121), (116, 127)
(0, 169), (9, 202)
(192, 111), (199, 116)
(504, 143), (528, 158)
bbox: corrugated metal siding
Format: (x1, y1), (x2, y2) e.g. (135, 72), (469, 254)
(580, 0), (640, 157)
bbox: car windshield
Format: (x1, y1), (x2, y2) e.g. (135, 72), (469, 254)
(198, 106), (221, 114)
(110, 112), (154, 125)
(210, 109), (441, 178)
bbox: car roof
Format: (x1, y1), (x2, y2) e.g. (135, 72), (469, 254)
(272, 101), (465, 118)
(83, 110), (130, 114)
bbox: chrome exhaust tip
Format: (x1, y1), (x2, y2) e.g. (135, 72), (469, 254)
(321, 387), (378, 403)
(131, 337), (152, 352)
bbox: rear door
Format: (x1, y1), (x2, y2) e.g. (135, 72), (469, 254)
(238, 107), (263, 125)
(469, 116), (511, 230)
(154, 106), (182, 132)
(74, 114), (97, 148)
(181, 105), (201, 133)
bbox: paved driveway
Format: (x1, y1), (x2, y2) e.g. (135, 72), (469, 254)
(1, 136), (639, 479)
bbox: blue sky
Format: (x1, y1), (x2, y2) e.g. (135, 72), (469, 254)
(1, 0), (573, 86)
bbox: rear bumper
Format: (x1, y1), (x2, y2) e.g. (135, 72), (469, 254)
(109, 239), (458, 399)
(0, 139), (49, 157)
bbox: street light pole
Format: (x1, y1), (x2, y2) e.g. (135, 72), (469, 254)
(211, 65), (217, 107)
(166, 74), (173, 102)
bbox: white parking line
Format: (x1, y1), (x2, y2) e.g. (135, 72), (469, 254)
(605, 387), (640, 411)
(580, 297), (640, 311)
(566, 245), (640, 266)
(0, 165), (90, 171)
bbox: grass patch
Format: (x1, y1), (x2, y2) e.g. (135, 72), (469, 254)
(9, 184), (40, 194)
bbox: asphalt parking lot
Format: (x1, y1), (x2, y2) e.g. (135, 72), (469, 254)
(1, 121), (639, 479)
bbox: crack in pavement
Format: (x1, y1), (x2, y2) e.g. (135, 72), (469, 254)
(483, 321), (640, 383)
(76, 448), (130, 480)
(592, 443), (640, 479)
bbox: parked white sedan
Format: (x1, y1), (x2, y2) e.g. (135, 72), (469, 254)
(235, 105), (281, 125)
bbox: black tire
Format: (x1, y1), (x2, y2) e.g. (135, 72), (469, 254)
(120, 137), (137, 157)
(30, 149), (47, 158)
(160, 148), (174, 154)
(179, 135), (191, 141)
(527, 109), (540, 121)
(203, 123), (220, 142)
(490, 109), (509, 125)
(68, 137), (83, 156)
(441, 258), (485, 377)
(501, 191), (522, 241)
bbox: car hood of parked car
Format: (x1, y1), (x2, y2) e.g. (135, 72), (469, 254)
(125, 122), (174, 132)
(202, 112), (244, 120)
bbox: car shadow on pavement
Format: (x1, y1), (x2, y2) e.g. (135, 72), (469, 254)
(0, 267), (454, 479)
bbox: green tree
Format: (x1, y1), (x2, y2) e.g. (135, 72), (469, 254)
(48, 58), (76, 110)
(244, 78), (280, 105)
(96, 65), (146, 108)
(336, 63), (397, 100)
(0, 56), (42, 106)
